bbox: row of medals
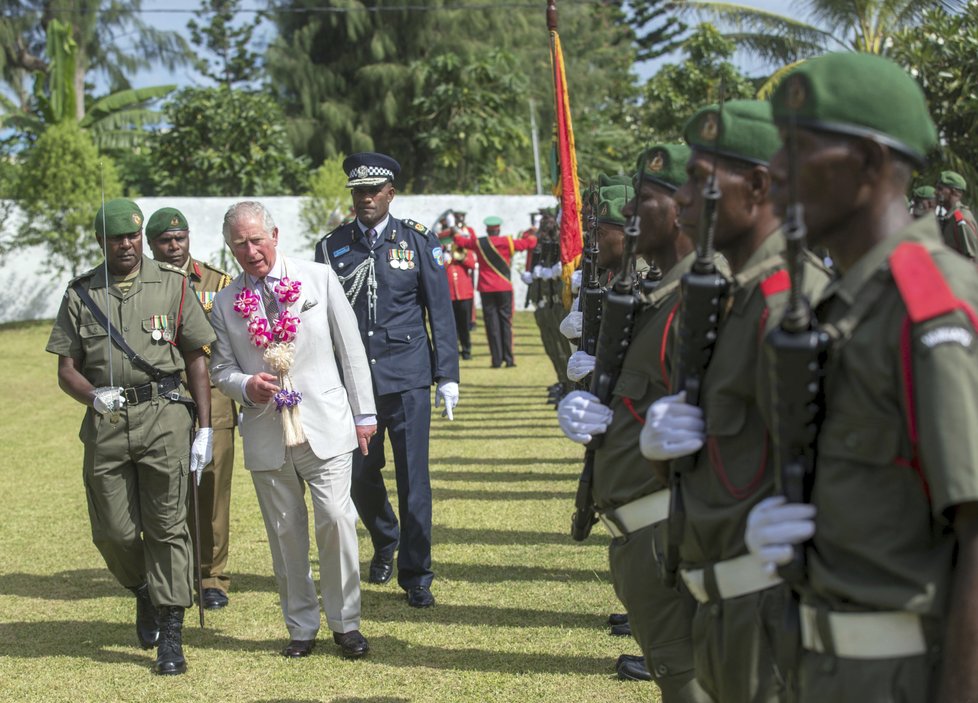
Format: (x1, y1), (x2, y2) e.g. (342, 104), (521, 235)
(389, 249), (415, 270)
(149, 314), (173, 342)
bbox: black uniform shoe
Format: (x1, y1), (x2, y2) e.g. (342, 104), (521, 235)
(129, 583), (159, 650)
(368, 554), (394, 584)
(406, 585), (435, 608)
(616, 654), (652, 682)
(333, 630), (369, 658)
(281, 639), (316, 658)
(153, 606), (187, 675)
(461, 351), (472, 360)
(202, 588), (229, 610)
(607, 612), (629, 627)
(610, 621), (632, 637)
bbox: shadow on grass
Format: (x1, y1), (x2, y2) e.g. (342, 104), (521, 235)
(433, 561), (609, 585)
(429, 433), (560, 442)
(431, 456), (581, 466)
(0, 569), (122, 600)
(433, 487), (574, 501)
(429, 470), (575, 482)
(432, 526), (574, 546)
(0, 619), (161, 666)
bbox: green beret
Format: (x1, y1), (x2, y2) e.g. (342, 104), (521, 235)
(596, 184), (635, 226)
(634, 144), (690, 191)
(598, 173), (632, 189)
(684, 99), (780, 166)
(145, 207), (189, 240)
(913, 185), (936, 199)
(770, 52), (937, 165)
(484, 215), (503, 227)
(453, 209), (467, 215)
(939, 171), (967, 190)
(94, 198), (143, 238)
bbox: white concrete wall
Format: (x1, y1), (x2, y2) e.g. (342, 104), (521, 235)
(0, 194), (556, 323)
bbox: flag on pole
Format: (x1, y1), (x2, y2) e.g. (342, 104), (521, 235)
(547, 1), (582, 309)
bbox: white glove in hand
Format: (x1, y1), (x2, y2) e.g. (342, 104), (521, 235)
(520, 271), (534, 285)
(557, 390), (612, 444)
(532, 265), (544, 279)
(550, 262), (563, 279)
(540, 266), (554, 280)
(745, 495), (817, 576)
(559, 311), (583, 340)
(566, 350), (595, 382)
(93, 387), (125, 415)
(571, 269), (582, 294)
(189, 427), (214, 485)
(640, 391), (705, 460)
(435, 380), (460, 421)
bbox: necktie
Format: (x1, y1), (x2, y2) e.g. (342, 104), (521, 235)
(259, 278), (279, 324)
(367, 228), (377, 248)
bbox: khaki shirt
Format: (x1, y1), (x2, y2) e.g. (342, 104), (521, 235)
(46, 255), (216, 391)
(807, 216), (978, 616)
(593, 252), (696, 510)
(678, 230), (830, 567)
(940, 204), (978, 260)
(186, 256), (236, 430)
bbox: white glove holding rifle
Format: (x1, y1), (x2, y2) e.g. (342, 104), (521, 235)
(189, 428), (213, 486)
(93, 387), (125, 415)
(745, 495), (816, 576)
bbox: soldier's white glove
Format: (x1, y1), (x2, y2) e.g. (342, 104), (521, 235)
(745, 496), (817, 576)
(558, 391), (612, 444)
(435, 380), (459, 421)
(640, 391), (705, 460)
(566, 350), (595, 382)
(559, 311), (583, 340)
(189, 427), (214, 485)
(540, 265), (554, 280)
(520, 271), (534, 285)
(93, 386), (125, 415)
(571, 269), (583, 294)
(532, 265), (544, 279)
(550, 262), (563, 279)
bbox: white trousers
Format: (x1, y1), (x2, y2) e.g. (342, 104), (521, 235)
(250, 443), (361, 639)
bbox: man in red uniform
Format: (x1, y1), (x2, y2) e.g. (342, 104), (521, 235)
(455, 216), (536, 368)
(439, 232), (476, 360)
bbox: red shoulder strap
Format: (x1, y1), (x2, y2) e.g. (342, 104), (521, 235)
(759, 269), (790, 299)
(954, 209), (966, 224)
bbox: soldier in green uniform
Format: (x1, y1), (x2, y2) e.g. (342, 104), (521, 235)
(911, 185), (937, 220)
(747, 51), (978, 703)
(935, 170), (978, 260)
(557, 144), (712, 702)
(639, 101), (830, 703)
(46, 198), (215, 676)
(146, 207), (236, 611)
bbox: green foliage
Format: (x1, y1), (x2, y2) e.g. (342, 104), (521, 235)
(626, 0), (688, 61)
(637, 24), (755, 144)
(187, 0), (265, 89)
(299, 155), (350, 246)
(12, 121), (121, 276)
(150, 87), (308, 197)
(891, 5), (978, 197)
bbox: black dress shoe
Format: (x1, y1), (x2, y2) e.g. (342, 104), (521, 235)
(610, 621), (632, 637)
(504, 361), (517, 367)
(202, 588), (229, 610)
(616, 654), (652, 682)
(406, 585), (435, 608)
(153, 606), (187, 675)
(607, 612), (628, 627)
(129, 583), (159, 650)
(368, 554), (394, 584)
(461, 351), (471, 360)
(333, 630), (369, 658)
(281, 639), (316, 658)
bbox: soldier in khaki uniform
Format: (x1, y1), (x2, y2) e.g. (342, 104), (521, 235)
(935, 170), (978, 260)
(46, 198), (215, 675)
(639, 101), (829, 703)
(146, 207), (236, 610)
(557, 144), (712, 702)
(747, 52), (978, 703)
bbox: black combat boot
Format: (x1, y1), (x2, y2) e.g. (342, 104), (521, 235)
(153, 606), (187, 675)
(127, 584), (159, 649)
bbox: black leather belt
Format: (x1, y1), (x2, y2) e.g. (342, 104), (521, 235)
(122, 373), (182, 406)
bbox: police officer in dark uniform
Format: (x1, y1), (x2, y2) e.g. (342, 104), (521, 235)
(314, 152), (460, 608)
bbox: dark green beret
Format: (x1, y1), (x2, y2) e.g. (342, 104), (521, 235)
(598, 173), (632, 189)
(597, 184), (635, 226)
(939, 171), (967, 190)
(634, 144), (690, 192)
(684, 99), (780, 166)
(770, 52), (937, 165)
(145, 207), (189, 240)
(913, 185), (936, 199)
(484, 215), (503, 227)
(94, 198), (143, 238)
(453, 209), (467, 215)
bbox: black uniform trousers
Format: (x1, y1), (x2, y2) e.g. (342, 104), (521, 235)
(452, 298), (473, 357)
(351, 386), (433, 590)
(481, 290), (514, 367)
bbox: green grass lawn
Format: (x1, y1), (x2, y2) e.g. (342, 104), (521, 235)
(0, 312), (659, 703)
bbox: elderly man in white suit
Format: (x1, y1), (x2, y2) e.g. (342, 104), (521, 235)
(209, 201), (377, 659)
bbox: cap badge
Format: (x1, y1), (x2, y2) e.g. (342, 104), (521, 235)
(701, 113), (719, 142)
(355, 165), (368, 178)
(170, 216), (181, 227)
(599, 203), (609, 215)
(132, 213), (142, 226)
(786, 75), (807, 111)
(649, 152), (665, 172)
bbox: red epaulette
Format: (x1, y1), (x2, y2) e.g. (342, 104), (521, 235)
(954, 209), (966, 225)
(757, 268), (790, 343)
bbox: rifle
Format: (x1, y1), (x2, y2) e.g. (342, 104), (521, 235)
(570, 168), (646, 541)
(577, 185), (603, 372)
(765, 111), (828, 685)
(663, 94), (731, 587)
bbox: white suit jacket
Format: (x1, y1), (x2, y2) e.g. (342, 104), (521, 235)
(209, 255), (376, 471)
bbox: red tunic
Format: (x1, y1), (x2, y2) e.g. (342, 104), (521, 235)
(445, 249), (475, 301)
(455, 232), (537, 293)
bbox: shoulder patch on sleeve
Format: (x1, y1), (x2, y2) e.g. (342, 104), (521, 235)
(920, 325), (974, 349)
(401, 218), (429, 236)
